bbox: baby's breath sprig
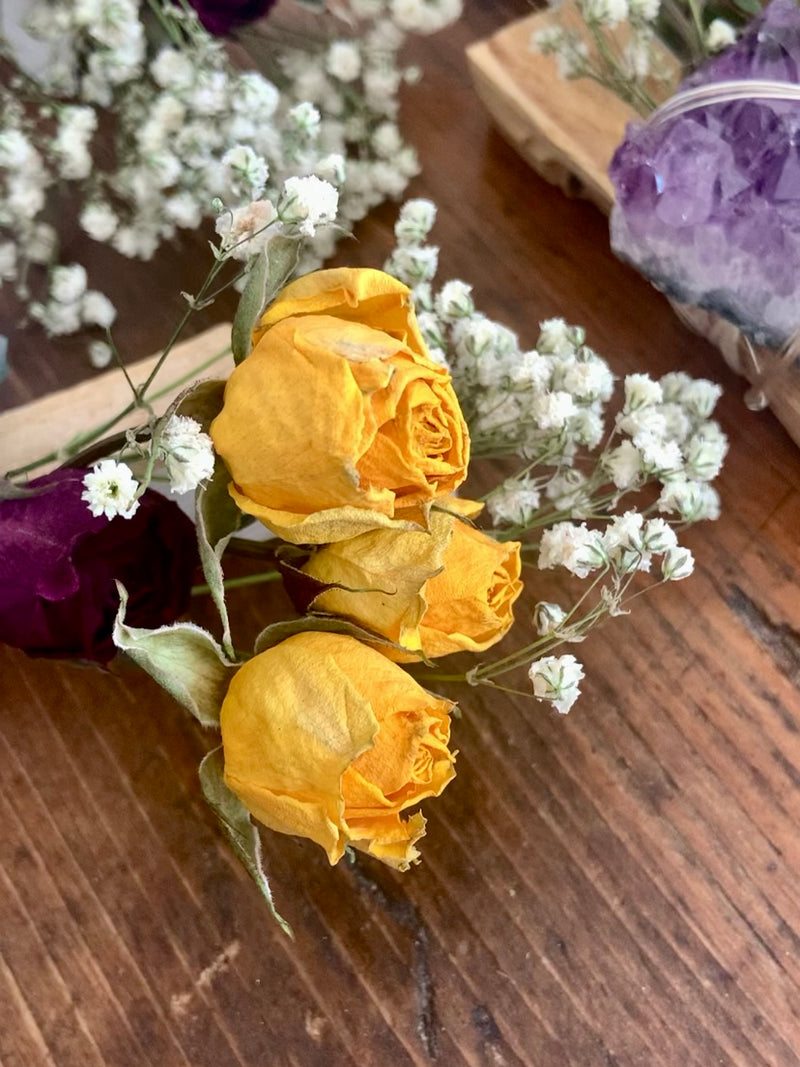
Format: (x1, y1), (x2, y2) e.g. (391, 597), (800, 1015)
(387, 197), (725, 715)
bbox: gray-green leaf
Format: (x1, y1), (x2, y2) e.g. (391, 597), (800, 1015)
(199, 747), (293, 937)
(231, 250), (269, 365)
(112, 583), (236, 728)
(195, 457), (246, 658)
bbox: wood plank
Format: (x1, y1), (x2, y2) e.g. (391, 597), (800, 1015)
(0, 323), (232, 477)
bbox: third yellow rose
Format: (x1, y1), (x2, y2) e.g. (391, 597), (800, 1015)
(210, 268), (470, 544)
(220, 631), (456, 869)
(303, 508), (523, 660)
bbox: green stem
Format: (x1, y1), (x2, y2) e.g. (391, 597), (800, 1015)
(191, 570), (282, 596)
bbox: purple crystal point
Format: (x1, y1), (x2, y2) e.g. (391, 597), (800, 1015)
(608, 0), (800, 347)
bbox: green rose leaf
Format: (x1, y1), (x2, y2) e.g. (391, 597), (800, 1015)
(231, 250), (269, 365)
(231, 235), (303, 365)
(195, 456), (248, 658)
(113, 582), (236, 728)
(199, 746), (293, 938)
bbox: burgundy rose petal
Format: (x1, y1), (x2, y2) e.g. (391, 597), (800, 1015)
(0, 467), (199, 663)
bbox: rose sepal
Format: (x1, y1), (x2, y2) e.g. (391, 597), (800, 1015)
(252, 611), (431, 663)
(198, 746), (293, 938)
(113, 582), (237, 728)
(231, 236), (302, 365)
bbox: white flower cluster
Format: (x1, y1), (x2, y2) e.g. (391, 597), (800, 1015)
(82, 459), (140, 520)
(384, 201), (727, 541)
(157, 414), (215, 496)
(381, 198), (726, 716)
(0, 0), (462, 349)
(80, 413), (215, 522)
(528, 654), (585, 714)
(538, 511), (695, 582)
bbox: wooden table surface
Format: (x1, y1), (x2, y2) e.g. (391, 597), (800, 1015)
(2, 3), (800, 1065)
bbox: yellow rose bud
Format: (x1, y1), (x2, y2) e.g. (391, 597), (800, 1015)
(304, 509), (523, 660)
(220, 631), (456, 870)
(210, 268), (469, 544)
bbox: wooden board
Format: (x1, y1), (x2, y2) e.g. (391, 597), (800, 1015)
(0, 323), (233, 477)
(465, 8), (677, 211)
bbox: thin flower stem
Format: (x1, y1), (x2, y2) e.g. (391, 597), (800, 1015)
(191, 570), (282, 596)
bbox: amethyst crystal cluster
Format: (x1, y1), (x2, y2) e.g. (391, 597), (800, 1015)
(608, 0), (800, 348)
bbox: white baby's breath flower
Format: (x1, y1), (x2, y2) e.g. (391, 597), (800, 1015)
(164, 193), (203, 230)
(50, 263), (88, 304)
(628, 0), (660, 19)
(81, 459), (140, 520)
(326, 40), (362, 82)
(215, 198), (278, 259)
(581, 0), (629, 26)
(487, 476), (542, 527)
(0, 242), (17, 281)
(537, 317), (583, 357)
(683, 425), (728, 481)
(603, 510), (645, 552)
(82, 290), (117, 328)
(705, 18), (737, 52)
(158, 415), (215, 495)
(278, 175), (338, 236)
(681, 378), (724, 420)
(661, 546), (695, 581)
(315, 153), (346, 185)
(657, 478), (721, 522)
(385, 245), (439, 285)
(392, 198), (436, 245)
(623, 373), (663, 411)
(529, 654), (585, 714)
(435, 279), (474, 320)
(531, 390), (576, 431)
(534, 601), (568, 637)
(80, 201), (119, 242)
(642, 517), (678, 554)
(222, 145), (269, 199)
(538, 522), (607, 578)
(150, 47), (196, 90)
(289, 101), (321, 134)
(88, 339), (113, 368)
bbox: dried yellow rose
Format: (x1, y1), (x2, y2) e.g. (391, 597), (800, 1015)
(220, 631), (456, 869)
(303, 508), (523, 660)
(210, 267), (469, 543)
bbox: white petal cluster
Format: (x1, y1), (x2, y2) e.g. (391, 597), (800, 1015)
(487, 476), (543, 528)
(158, 415), (215, 496)
(538, 522), (607, 578)
(705, 19), (737, 52)
(215, 199), (278, 261)
(529, 655), (585, 714)
(81, 459), (140, 520)
(1, 0), (462, 348)
(278, 175), (339, 236)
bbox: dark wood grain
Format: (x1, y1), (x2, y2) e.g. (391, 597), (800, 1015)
(2, 2), (800, 1065)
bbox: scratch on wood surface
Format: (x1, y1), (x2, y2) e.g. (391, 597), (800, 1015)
(347, 855), (439, 1061)
(304, 1010), (327, 1042)
(169, 940), (240, 1019)
(726, 585), (800, 688)
(471, 1004), (508, 1066)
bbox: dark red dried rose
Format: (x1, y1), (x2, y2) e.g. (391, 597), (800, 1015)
(0, 468), (198, 664)
(187, 0), (277, 35)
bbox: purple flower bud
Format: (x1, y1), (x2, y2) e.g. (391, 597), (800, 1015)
(0, 468), (198, 664)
